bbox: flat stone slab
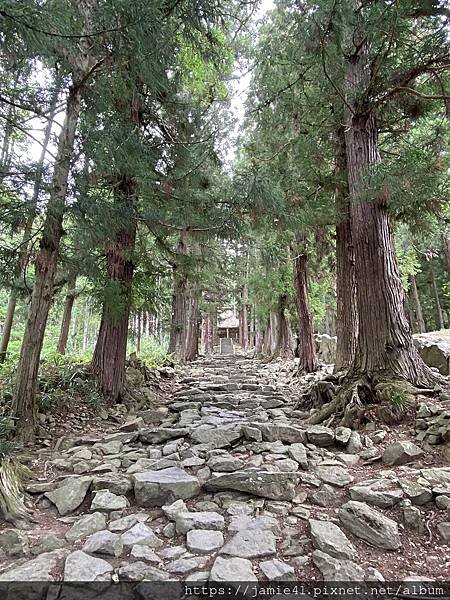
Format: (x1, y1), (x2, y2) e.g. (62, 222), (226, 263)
(190, 428), (242, 449)
(210, 556), (257, 582)
(315, 464), (353, 487)
(133, 467), (200, 506)
(220, 529), (276, 558)
(349, 479), (403, 508)
(187, 529), (224, 554)
(0, 550), (68, 581)
(175, 511), (225, 534)
(204, 470), (300, 500)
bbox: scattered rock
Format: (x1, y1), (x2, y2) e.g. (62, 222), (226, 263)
(437, 522), (450, 542)
(259, 558), (295, 581)
(309, 519), (356, 560)
(64, 550), (113, 581)
(210, 556), (257, 582)
(44, 476), (91, 515)
(82, 530), (123, 556)
(382, 441), (424, 466)
(66, 512), (107, 542)
(90, 490), (128, 512)
(121, 522), (163, 548)
(306, 425), (335, 447)
(312, 550), (365, 581)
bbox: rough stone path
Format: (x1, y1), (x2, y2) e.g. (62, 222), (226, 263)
(1, 354), (450, 584)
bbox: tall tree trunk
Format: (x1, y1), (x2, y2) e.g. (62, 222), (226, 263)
(344, 45), (436, 386)
(136, 310), (142, 353)
(142, 310), (147, 339)
(168, 232), (188, 361)
(293, 250), (317, 372)
(92, 177), (137, 404)
(430, 268), (444, 330)
(12, 85), (83, 441)
(0, 78), (60, 364)
(83, 301), (90, 353)
(12, 1), (96, 441)
(241, 285), (249, 350)
(203, 312), (214, 354)
(442, 233), (450, 282)
(409, 274), (426, 333)
(185, 297), (200, 361)
(271, 294), (294, 359)
(57, 274), (77, 355)
(334, 125), (358, 372)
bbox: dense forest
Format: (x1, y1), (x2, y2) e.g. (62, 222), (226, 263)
(0, 0), (450, 585)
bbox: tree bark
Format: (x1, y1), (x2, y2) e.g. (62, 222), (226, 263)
(409, 274), (426, 333)
(334, 125), (358, 372)
(430, 268), (444, 330)
(293, 250), (318, 372)
(0, 77), (60, 364)
(92, 177), (137, 404)
(57, 274), (77, 355)
(344, 45), (437, 386)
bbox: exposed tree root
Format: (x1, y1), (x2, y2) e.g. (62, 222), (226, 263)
(303, 373), (443, 428)
(0, 458), (33, 525)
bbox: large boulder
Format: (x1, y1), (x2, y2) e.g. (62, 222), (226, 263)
(204, 470), (300, 501)
(413, 333), (450, 375)
(133, 467), (200, 506)
(339, 501), (401, 550)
